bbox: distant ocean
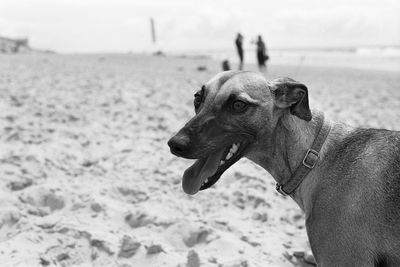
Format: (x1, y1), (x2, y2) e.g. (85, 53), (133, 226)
(176, 46), (400, 72)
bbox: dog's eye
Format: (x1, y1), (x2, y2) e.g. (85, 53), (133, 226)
(231, 100), (248, 112)
(194, 93), (202, 109)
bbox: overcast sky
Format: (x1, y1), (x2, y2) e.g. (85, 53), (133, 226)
(1, 0), (399, 53)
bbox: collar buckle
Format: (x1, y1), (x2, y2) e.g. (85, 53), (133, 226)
(276, 184), (288, 196)
(302, 149), (319, 169)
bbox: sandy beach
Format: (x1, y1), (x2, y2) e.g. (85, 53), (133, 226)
(0, 54), (399, 267)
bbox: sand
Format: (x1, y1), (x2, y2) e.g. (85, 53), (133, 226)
(0, 54), (399, 267)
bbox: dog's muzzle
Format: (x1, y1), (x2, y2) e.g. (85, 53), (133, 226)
(167, 133), (190, 157)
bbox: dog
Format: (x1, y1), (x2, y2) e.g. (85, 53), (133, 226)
(167, 71), (400, 266)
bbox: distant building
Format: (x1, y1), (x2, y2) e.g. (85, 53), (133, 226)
(0, 36), (31, 53)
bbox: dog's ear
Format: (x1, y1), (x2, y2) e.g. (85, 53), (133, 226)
(270, 78), (312, 121)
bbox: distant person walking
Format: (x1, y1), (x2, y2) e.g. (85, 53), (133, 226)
(235, 33), (244, 70)
(256, 35), (269, 72)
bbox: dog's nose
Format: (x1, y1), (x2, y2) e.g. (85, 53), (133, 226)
(168, 134), (190, 156)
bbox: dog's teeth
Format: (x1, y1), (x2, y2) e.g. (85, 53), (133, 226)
(226, 152), (233, 160)
(220, 160), (225, 165)
(205, 178), (208, 183)
(231, 144), (238, 153)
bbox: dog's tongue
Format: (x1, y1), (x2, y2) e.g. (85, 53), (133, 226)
(182, 150), (224, 195)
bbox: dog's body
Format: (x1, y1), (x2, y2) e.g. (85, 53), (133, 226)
(267, 117), (400, 266)
(168, 71), (400, 266)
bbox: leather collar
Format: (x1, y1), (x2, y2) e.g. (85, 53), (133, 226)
(276, 112), (331, 196)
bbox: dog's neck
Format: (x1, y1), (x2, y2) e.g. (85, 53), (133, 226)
(246, 110), (322, 211)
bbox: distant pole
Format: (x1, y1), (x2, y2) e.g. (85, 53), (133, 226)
(150, 17), (156, 44)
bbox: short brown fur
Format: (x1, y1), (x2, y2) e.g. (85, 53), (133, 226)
(168, 71), (400, 266)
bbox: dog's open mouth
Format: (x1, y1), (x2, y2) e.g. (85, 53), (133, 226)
(182, 141), (248, 195)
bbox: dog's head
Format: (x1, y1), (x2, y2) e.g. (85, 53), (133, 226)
(168, 71), (311, 195)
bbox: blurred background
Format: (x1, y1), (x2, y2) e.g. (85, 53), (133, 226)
(0, 1), (399, 267)
(1, 0), (400, 70)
